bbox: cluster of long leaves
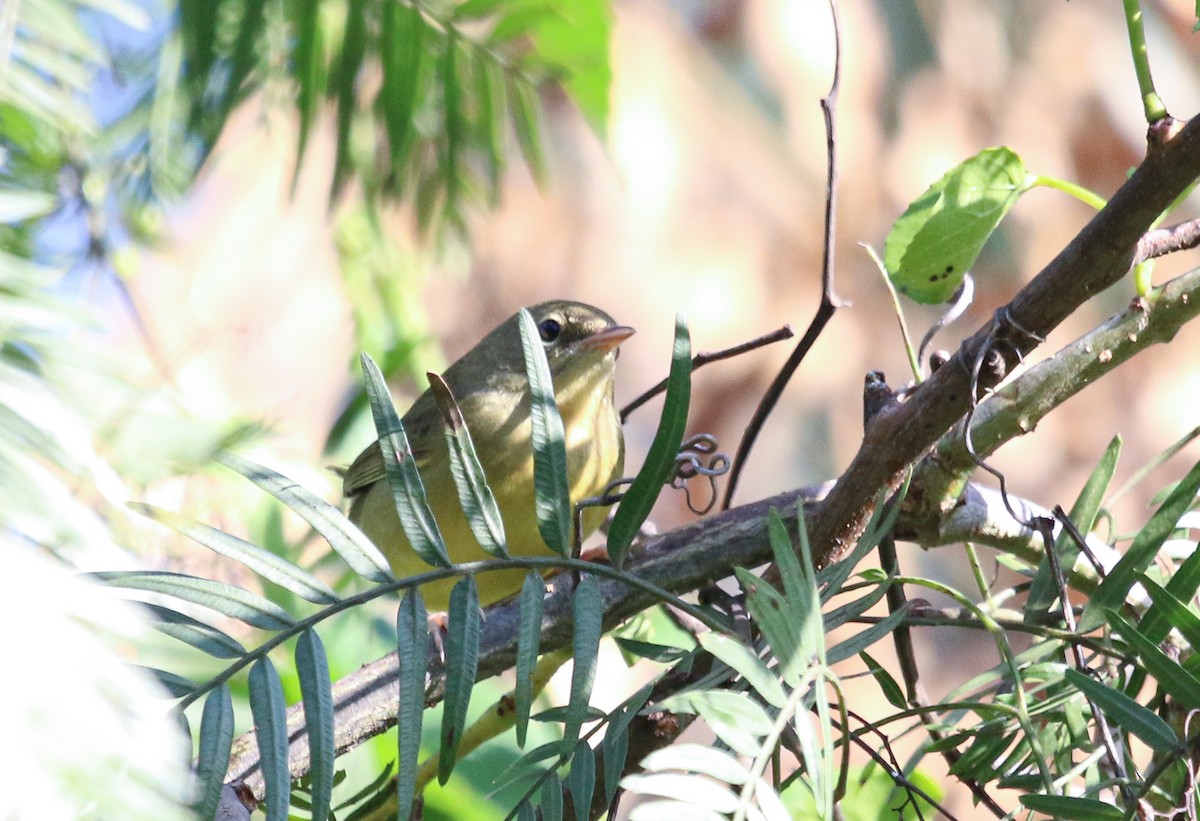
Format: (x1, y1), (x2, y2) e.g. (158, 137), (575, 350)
(879, 433), (1200, 819)
(92, 310), (685, 819)
(173, 0), (611, 232)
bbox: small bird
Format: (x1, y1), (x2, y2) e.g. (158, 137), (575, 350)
(343, 301), (634, 611)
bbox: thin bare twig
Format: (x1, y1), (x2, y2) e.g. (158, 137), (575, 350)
(619, 325), (794, 423)
(722, 0), (845, 509)
(1135, 216), (1200, 263)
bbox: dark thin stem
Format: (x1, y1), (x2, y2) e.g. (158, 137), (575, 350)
(619, 325), (794, 423)
(1049, 507), (1136, 804)
(722, 0), (844, 509)
(879, 535), (1007, 817)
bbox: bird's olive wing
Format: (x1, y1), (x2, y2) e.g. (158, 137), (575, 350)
(342, 411), (437, 498)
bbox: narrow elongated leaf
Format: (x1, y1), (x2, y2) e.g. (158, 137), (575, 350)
(601, 683), (654, 806)
(601, 724), (628, 808)
(195, 684), (235, 821)
(428, 373), (507, 557)
(249, 658), (290, 821)
(860, 651), (906, 709)
(515, 572), (545, 748)
(92, 571), (292, 631)
(396, 589), (428, 818)
(508, 76), (546, 185)
(1141, 578), (1200, 655)
(564, 576), (603, 752)
(129, 502), (338, 604)
(568, 741), (595, 821)
(1026, 436), (1120, 618)
(1083, 458), (1200, 631)
(608, 314), (691, 567)
(1019, 795), (1124, 820)
(359, 353), (449, 569)
(641, 744), (752, 784)
(290, 0), (323, 178)
(140, 665), (196, 698)
(218, 451), (395, 582)
(621, 773), (737, 814)
(474, 55), (505, 198)
(1063, 669), (1177, 754)
(540, 771), (564, 821)
(1107, 610), (1200, 710)
(613, 638), (690, 663)
(526, 0), (612, 135)
(736, 567), (805, 690)
(295, 630), (334, 821)
(827, 605), (909, 665)
(790, 508), (826, 668)
(379, 0), (425, 170)
(332, 0), (367, 197)
(697, 633), (786, 709)
(144, 604), (246, 659)
(442, 28), (462, 214)
(440, 578), (481, 783)
(885, 146), (1032, 304)
(822, 577), (890, 632)
(658, 690), (772, 757)
(518, 309), (571, 555)
(624, 800), (725, 821)
(1141, 540), (1200, 643)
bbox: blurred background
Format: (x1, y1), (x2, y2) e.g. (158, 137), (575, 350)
(8, 0), (1200, 817)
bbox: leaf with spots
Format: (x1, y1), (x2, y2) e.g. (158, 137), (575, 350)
(885, 146), (1032, 304)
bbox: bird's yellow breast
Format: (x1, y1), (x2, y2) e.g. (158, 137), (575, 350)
(353, 366), (623, 611)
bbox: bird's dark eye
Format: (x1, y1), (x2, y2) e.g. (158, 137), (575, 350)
(538, 318), (562, 343)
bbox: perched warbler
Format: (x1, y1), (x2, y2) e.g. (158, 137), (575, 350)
(343, 301), (634, 611)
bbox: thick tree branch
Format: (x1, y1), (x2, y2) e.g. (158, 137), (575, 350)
(910, 262), (1200, 528)
(224, 118), (1200, 805)
(807, 115), (1200, 566)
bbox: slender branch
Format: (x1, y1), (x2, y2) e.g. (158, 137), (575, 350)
(722, 0), (845, 508)
(911, 261), (1200, 516)
(1135, 217), (1200, 263)
(619, 325), (795, 423)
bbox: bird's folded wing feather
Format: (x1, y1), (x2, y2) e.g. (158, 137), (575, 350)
(341, 412), (438, 498)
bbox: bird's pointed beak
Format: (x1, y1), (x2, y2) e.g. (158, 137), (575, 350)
(581, 325), (636, 355)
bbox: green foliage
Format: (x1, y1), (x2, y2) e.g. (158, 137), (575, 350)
(172, 0), (613, 233)
(885, 146), (1031, 304)
(608, 313), (692, 568)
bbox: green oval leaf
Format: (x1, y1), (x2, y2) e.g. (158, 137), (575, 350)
(885, 146), (1031, 304)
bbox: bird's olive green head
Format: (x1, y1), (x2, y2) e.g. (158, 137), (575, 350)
(444, 301), (634, 393)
